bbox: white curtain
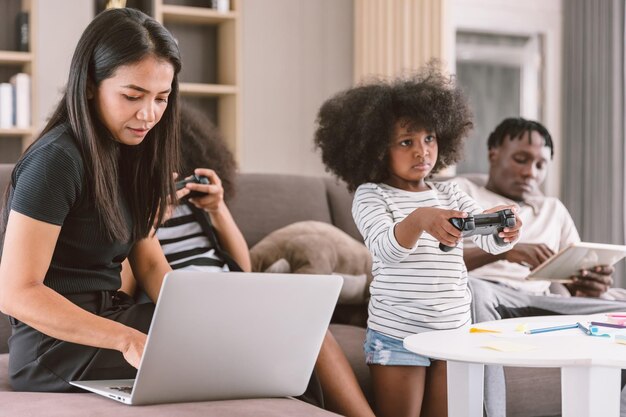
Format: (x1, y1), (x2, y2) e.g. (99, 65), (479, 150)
(562, 0), (626, 286)
(353, 0), (448, 82)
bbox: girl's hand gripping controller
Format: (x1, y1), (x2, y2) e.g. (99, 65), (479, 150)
(439, 209), (516, 252)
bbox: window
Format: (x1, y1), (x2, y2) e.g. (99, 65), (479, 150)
(455, 31), (543, 174)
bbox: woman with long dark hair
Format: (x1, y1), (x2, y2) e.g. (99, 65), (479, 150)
(0, 8), (182, 392)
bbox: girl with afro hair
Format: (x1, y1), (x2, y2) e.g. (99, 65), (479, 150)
(314, 64), (522, 417)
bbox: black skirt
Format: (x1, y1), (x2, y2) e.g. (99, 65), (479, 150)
(8, 291), (154, 392)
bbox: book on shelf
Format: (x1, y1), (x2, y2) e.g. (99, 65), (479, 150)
(210, 0), (230, 12)
(0, 83), (13, 128)
(10, 73), (31, 128)
(16, 11), (29, 52)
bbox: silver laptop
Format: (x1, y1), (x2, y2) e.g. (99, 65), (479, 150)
(70, 271), (342, 405)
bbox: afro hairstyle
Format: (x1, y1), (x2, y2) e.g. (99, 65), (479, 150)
(178, 101), (237, 200)
(314, 63), (472, 191)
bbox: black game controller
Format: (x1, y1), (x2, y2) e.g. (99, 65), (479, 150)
(439, 208), (516, 252)
(175, 174), (210, 199)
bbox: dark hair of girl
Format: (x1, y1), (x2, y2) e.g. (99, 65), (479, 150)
(17, 8), (182, 242)
(178, 102), (237, 201)
(314, 63), (473, 192)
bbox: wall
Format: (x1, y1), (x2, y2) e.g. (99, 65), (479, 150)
(0, 0), (91, 160)
(240, 0), (354, 176)
(35, 0), (92, 129)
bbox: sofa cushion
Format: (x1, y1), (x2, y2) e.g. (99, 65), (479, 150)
(250, 221), (372, 305)
(0, 354), (10, 391)
(0, 393), (340, 417)
(0, 354), (339, 416)
(505, 366), (560, 417)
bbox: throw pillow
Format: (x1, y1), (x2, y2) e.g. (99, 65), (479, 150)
(250, 221), (373, 305)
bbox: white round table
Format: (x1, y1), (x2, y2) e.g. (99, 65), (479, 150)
(404, 314), (626, 417)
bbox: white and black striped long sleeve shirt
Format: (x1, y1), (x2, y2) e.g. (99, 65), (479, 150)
(156, 204), (229, 272)
(352, 181), (513, 340)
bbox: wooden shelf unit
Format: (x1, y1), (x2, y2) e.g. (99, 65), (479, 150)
(0, 0), (37, 157)
(152, 0), (241, 160)
(160, 4), (238, 24)
(0, 51), (33, 65)
(0, 127), (35, 137)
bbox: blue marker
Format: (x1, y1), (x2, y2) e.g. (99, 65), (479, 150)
(524, 323), (579, 334)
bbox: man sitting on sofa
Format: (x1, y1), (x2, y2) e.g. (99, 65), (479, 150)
(453, 117), (626, 417)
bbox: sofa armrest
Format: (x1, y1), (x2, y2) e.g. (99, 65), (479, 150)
(323, 178), (361, 243)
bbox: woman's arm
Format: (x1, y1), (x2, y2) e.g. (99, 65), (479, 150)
(0, 210), (146, 368)
(119, 236), (172, 301)
(183, 168), (251, 272)
(127, 231), (173, 302)
(119, 259), (137, 296)
(207, 205), (251, 272)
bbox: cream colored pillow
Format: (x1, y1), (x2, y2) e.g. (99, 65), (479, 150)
(251, 221), (372, 305)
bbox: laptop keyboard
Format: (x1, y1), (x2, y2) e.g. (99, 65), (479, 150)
(109, 386), (133, 394)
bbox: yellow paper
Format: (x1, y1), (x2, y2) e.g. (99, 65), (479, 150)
(469, 327), (501, 334)
(482, 341), (537, 352)
(615, 335), (626, 345)
(515, 324), (529, 333)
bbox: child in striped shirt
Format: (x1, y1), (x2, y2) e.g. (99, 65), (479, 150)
(314, 64), (522, 417)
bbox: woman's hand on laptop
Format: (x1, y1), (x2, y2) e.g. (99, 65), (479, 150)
(120, 328), (148, 369)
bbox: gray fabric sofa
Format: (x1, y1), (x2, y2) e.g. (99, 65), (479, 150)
(0, 164), (561, 416)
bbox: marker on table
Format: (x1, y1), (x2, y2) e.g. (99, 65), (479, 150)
(524, 323), (579, 335)
(578, 322), (611, 337)
(606, 314), (626, 325)
(590, 321), (626, 329)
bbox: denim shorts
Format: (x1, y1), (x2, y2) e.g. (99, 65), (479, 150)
(363, 328), (431, 366)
